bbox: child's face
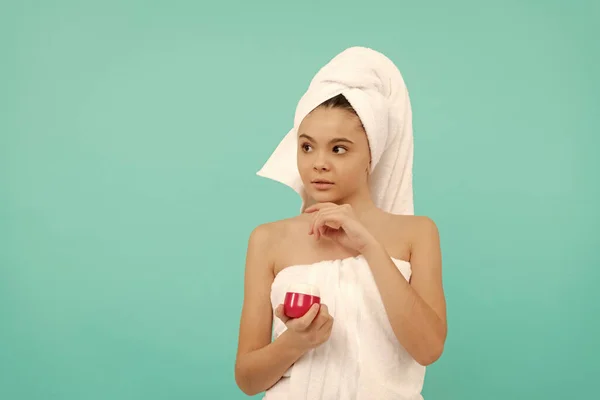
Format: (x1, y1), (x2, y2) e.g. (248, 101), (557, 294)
(297, 106), (371, 204)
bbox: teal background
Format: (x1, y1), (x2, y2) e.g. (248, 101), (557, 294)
(2, 1), (599, 399)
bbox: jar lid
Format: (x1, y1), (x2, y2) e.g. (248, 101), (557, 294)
(287, 283), (320, 297)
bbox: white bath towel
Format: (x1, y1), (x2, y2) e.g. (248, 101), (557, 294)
(256, 46), (414, 215)
(264, 256), (426, 400)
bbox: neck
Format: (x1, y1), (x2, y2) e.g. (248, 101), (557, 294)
(334, 187), (379, 220)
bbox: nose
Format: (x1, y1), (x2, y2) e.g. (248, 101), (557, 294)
(313, 154), (330, 171)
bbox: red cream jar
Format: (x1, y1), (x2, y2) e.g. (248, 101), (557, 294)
(284, 284), (321, 318)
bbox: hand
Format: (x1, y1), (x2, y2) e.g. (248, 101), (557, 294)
(305, 203), (378, 253)
(274, 303), (333, 353)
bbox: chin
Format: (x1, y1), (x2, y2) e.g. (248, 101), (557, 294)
(308, 191), (339, 203)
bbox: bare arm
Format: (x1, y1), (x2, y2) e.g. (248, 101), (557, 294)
(234, 224), (306, 396)
(362, 216), (447, 366)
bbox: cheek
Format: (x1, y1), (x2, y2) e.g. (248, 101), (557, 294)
(337, 161), (365, 184)
(347, 157), (368, 174)
(297, 153), (311, 176)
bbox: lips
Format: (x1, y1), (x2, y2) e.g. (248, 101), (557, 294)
(311, 179), (334, 184)
(311, 179), (334, 190)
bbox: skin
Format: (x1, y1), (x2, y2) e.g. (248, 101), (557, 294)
(234, 106), (447, 396)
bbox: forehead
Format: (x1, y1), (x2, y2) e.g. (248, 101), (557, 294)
(298, 107), (366, 141)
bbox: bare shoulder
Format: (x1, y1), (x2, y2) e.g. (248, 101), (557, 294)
(390, 213), (436, 226)
(410, 215), (439, 238)
(387, 214), (439, 237)
(259, 214), (311, 236)
(245, 220), (280, 277)
(249, 213), (298, 240)
(247, 214), (309, 256)
(248, 220), (277, 249)
(385, 214), (441, 260)
(413, 216), (440, 249)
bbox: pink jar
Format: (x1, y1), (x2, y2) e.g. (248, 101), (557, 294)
(284, 283), (321, 318)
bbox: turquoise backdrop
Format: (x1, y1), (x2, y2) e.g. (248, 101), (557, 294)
(2, 1), (598, 399)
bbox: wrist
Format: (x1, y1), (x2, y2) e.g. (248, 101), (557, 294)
(278, 329), (309, 358)
(360, 239), (386, 259)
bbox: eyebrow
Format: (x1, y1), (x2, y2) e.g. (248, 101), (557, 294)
(298, 133), (354, 144)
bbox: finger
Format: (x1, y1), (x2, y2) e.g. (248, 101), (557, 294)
(304, 202), (337, 214)
(321, 226), (335, 240)
(309, 209), (321, 235)
(314, 208), (343, 238)
(274, 304), (283, 320)
(321, 316), (334, 335)
(295, 303), (320, 331)
(313, 211), (327, 239)
(274, 304), (290, 324)
(311, 213), (319, 239)
(304, 204), (318, 213)
(314, 212), (344, 239)
(321, 312), (334, 329)
(315, 318), (334, 347)
(310, 209), (323, 236)
(320, 306), (334, 327)
(313, 304), (331, 329)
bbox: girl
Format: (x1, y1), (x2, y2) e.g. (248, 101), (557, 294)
(234, 47), (447, 400)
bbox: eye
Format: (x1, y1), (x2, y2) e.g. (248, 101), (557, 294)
(301, 143), (313, 152)
(333, 145), (347, 154)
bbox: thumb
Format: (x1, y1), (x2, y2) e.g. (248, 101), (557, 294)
(274, 304), (290, 324)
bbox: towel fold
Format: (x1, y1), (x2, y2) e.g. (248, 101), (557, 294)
(266, 256), (426, 400)
(257, 46), (414, 215)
